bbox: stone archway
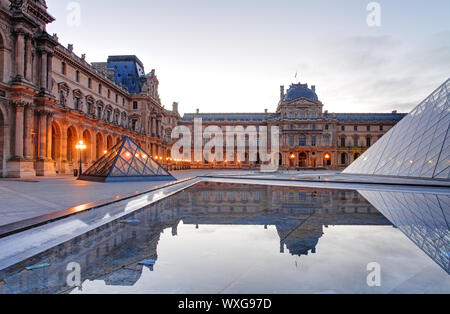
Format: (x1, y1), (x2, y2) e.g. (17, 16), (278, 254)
(67, 126), (78, 163)
(341, 153), (348, 165)
(107, 135), (113, 149)
(299, 152), (307, 168)
(96, 133), (104, 159)
(82, 130), (92, 164)
(51, 121), (63, 172)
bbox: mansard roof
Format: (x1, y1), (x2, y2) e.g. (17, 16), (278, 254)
(182, 113), (270, 122)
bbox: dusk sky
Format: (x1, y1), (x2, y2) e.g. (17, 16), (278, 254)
(46, 0), (450, 115)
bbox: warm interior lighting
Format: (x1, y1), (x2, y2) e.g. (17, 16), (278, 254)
(290, 154), (295, 159)
(142, 154), (148, 159)
(124, 151), (131, 158)
(103, 150), (108, 155)
(324, 153), (331, 160)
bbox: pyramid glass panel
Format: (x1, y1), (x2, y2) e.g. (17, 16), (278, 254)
(344, 78), (450, 180)
(79, 136), (175, 182)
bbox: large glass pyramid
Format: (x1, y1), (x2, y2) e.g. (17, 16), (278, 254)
(79, 136), (176, 182)
(344, 78), (450, 180)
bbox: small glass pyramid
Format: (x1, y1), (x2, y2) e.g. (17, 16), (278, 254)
(79, 136), (176, 182)
(344, 78), (450, 180)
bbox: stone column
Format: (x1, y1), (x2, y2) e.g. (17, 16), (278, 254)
(38, 112), (47, 160)
(15, 32), (25, 79)
(23, 105), (33, 159)
(47, 53), (53, 90)
(152, 117), (156, 136)
(46, 113), (53, 160)
(14, 103), (25, 159)
(40, 51), (48, 90)
(25, 36), (32, 81)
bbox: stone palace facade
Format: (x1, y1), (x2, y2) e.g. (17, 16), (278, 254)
(0, 0), (406, 177)
(180, 83), (405, 170)
(0, 0), (180, 178)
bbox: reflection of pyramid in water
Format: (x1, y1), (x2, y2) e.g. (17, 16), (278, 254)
(344, 78), (450, 180)
(79, 136), (176, 182)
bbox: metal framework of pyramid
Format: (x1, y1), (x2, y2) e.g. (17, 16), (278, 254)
(344, 78), (450, 180)
(79, 136), (175, 182)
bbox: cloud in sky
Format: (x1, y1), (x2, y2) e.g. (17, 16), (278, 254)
(46, 0), (450, 115)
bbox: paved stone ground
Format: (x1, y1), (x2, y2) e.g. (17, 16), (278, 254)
(0, 170), (224, 226)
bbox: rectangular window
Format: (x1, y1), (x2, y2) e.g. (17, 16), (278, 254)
(324, 136), (330, 146)
(74, 97), (80, 110)
(341, 137), (346, 147)
(367, 125), (370, 131)
(98, 84), (102, 94)
(88, 78), (92, 89)
(133, 101), (138, 109)
(367, 137), (371, 147)
(341, 126), (345, 131)
(325, 124), (329, 130)
(311, 136), (316, 146)
(61, 62), (66, 75)
(354, 138), (358, 147)
(289, 136), (294, 146)
(380, 125), (384, 131)
(75, 71), (80, 82)
(354, 126), (358, 131)
(299, 136), (306, 146)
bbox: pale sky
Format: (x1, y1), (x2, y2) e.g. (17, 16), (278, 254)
(46, 0), (450, 115)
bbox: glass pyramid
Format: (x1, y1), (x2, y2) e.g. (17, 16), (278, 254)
(79, 136), (176, 182)
(359, 189), (449, 274)
(344, 78), (450, 180)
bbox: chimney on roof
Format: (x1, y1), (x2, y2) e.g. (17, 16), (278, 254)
(196, 108), (199, 114)
(280, 85), (285, 101)
(172, 102), (179, 113)
(68, 44), (74, 52)
(311, 85), (316, 92)
(265, 109), (268, 113)
(81, 54), (86, 61)
(392, 110), (397, 114)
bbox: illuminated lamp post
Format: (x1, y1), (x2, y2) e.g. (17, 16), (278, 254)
(75, 140), (87, 176)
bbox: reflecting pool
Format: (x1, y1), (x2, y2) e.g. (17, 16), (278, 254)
(0, 182), (448, 294)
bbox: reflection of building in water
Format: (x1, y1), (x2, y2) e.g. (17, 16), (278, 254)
(0, 182), (390, 293)
(359, 190), (450, 274)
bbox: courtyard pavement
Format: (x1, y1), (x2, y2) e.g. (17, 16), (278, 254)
(0, 170), (220, 226)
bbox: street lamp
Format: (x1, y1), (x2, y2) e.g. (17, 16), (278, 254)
(75, 140), (87, 176)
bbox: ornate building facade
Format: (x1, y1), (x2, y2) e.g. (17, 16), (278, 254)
(180, 83), (406, 170)
(0, 1), (407, 178)
(0, 0), (180, 178)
